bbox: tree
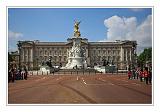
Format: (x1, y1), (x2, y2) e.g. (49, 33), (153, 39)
(8, 52), (14, 63)
(8, 52), (16, 69)
(137, 48), (152, 67)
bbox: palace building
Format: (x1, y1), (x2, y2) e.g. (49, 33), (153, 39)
(15, 21), (137, 70)
(17, 38), (137, 70)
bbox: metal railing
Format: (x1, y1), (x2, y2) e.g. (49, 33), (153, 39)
(28, 70), (127, 75)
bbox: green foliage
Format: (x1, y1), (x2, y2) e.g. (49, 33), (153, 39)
(137, 48), (152, 67)
(8, 52), (14, 62)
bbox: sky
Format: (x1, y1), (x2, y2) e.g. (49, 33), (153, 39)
(8, 8), (152, 54)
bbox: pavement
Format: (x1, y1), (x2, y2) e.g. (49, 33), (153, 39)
(8, 74), (152, 104)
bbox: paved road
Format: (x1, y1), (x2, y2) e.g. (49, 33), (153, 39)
(8, 74), (152, 104)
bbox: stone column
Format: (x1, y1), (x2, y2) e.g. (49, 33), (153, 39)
(125, 49), (129, 70)
(22, 48), (24, 63)
(30, 48), (33, 69)
(130, 49), (132, 61)
(17, 41), (22, 68)
(120, 46), (124, 62)
(120, 46), (124, 69)
(24, 48), (26, 63)
(126, 49), (128, 61)
(27, 48), (29, 69)
(30, 48), (33, 62)
(28, 48), (30, 62)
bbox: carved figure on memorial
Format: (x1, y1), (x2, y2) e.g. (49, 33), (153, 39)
(74, 20), (81, 37)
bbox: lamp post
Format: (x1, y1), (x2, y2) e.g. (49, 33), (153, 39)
(17, 41), (22, 69)
(49, 56), (52, 67)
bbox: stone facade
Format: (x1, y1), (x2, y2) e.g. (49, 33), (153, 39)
(17, 39), (137, 70)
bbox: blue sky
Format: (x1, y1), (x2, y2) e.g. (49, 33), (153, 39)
(8, 8), (152, 53)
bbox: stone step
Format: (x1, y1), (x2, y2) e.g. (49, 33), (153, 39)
(56, 68), (100, 74)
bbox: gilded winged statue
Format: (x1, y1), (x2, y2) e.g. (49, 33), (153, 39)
(74, 20), (81, 37)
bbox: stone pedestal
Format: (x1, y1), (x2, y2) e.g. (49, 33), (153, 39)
(64, 37), (87, 69)
(39, 66), (50, 73)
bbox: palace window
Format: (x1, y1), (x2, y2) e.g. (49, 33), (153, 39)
(44, 56), (47, 61)
(39, 51), (43, 55)
(59, 56), (62, 61)
(54, 56), (57, 62)
(45, 51), (47, 55)
(59, 50), (61, 55)
(108, 50), (110, 55)
(98, 56), (101, 61)
(93, 50), (96, 55)
(108, 56), (110, 61)
(118, 50), (120, 55)
(64, 56), (66, 61)
(113, 56), (115, 61)
(94, 56), (96, 61)
(64, 50), (67, 54)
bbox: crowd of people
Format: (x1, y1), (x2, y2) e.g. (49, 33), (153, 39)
(8, 66), (28, 83)
(128, 67), (152, 85)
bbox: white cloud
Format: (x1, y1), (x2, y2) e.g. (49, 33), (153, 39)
(103, 15), (152, 54)
(8, 30), (23, 39)
(8, 30), (23, 52)
(130, 8), (144, 12)
(98, 39), (107, 42)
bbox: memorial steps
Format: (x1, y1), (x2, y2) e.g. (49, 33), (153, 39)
(55, 68), (101, 75)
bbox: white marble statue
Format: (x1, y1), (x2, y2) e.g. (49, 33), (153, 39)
(64, 37), (87, 69)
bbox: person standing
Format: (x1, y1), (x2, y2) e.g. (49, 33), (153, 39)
(8, 68), (12, 83)
(136, 68), (140, 79)
(18, 68), (22, 80)
(148, 69), (152, 84)
(132, 69), (136, 79)
(139, 68), (143, 82)
(11, 67), (16, 83)
(128, 70), (132, 80)
(144, 67), (149, 84)
(24, 67), (28, 80)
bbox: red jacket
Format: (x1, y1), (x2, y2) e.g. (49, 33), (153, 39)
(144, 70), (148, 78)
(128, 71), (131, 76)
(139, 71), (143, 77)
